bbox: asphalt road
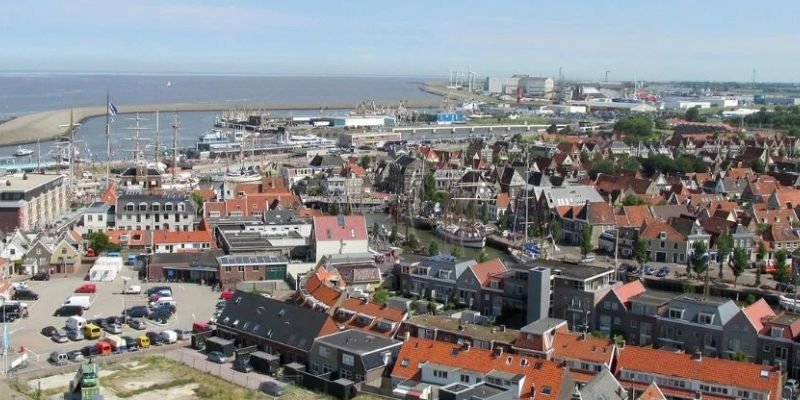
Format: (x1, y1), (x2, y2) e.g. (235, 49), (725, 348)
(1, 264), (219, 370)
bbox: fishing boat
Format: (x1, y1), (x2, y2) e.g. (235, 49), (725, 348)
(13, 146), (33, 157)
(434, 223), (488, 248)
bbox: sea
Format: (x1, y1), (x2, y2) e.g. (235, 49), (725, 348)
(0, 74), (439, 159)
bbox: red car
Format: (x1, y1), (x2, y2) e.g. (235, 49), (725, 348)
(75, 283), (97, 293)
(219, 290), (234, 300)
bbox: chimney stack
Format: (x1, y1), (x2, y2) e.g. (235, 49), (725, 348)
(692, 350), (702, 362)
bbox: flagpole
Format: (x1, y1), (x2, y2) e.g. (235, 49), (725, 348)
(106, 91), (111, 189)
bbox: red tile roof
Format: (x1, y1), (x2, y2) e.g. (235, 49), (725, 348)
(552, 332), (615, 365)
(341, 298), (405, 323)
(743, 299), (776, 334)
(313, 216), (368, 242)
(392, 338), (567, 399)
(638, 382), (667, 400)
(621, 205), (654, 228)
(639, 220), (685, 241)
(613, 280), (646, 307)
(150, 229), (215, 247)
(496, 193), (510, 209)
(617, 346), (781, 394)
(303, 270), (341, 307)
(469, 259), (508, 286)
(101, 183), (118, 206)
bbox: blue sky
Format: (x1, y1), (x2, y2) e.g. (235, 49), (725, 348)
(2, 0), (799, 82)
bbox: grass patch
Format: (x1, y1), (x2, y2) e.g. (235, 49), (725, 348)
(113, 378), (196, 398)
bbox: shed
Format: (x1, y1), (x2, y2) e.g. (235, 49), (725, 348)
(88, 256), (123, 282)
(206, 336), (235, 358)
(248, 351), (280, 375)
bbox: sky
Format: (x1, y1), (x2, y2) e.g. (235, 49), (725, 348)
(2, 0), (799, 82)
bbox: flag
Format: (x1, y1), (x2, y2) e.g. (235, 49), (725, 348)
(108, 102), (118, 122)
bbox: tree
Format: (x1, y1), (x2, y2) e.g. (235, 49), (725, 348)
(756, 242), (767, 285)
(730, 246), (749, 287)
(477, 249), (489, 263)
(328, 202), (340, 216)
(405, 232), (420, 249)
(579, 225), (593, 258)
(550, 220), (562, 244)
(589, 159), (617, 180)
(428, 241), (440, 256)
(358, 155), (371, 170)
(691, 241), (709, 290)
(190, 192), (205, 216)
(685, 106), (705, 122)
(775, 249), (791, 283)
(654, 118), (669, 130)
(372, 287), (390, 306)
(618, 155), (641, 171)
(390, 224), (399, 245)
(422, 173), (436, 202)
(622, 194), (646, 206)
(89, 231), (121, 253)
(451, 246), (462, 257)
(716, 232), (733, 280)
(750, 159), (765, 174)
(634, 238), (650, 267)
(614, 115), (655, 144)
(371, 222), (382, 239)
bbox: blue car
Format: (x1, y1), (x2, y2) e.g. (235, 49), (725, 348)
(656, 267), (669, 278)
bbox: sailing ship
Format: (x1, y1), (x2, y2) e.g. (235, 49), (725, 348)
(510, 241), (542, 263)
(434, 223), (489, 248)
(13, 146), (33, 157)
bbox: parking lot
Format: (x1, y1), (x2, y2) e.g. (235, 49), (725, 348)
(1, 263), (220, 368)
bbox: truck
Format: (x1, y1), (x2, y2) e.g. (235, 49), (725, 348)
(105, 335), (127, 353)
(66, 316), (87, 332)
(63, 296), (92, 309)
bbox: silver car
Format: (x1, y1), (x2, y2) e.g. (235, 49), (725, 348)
(51, 330), (69, 343)
(103, 323), (123, 334)
(67, 329), (84, 341)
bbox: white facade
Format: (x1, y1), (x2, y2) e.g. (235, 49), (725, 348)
(519, 77), (555, 98)
(484, 77), (520, 94)
(88, 256), (123, 281)
(78, 208), (108, 236)
(314, 239), (369, 263)
(664, 100), (712, 110)
(544, 104), (587, 114)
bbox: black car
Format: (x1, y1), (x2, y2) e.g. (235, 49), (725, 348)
(11, 289), (39, 300)
(124, 306), (151, 318)
(0, 313), (16, 323)
(146, 286), (172, 296)
(31, 272), (50, 281)
(232, 358), (254, 373)
(122, 336), (139, 351)
(41, 326), (58, 337)
(146, 331), (164, 346)
(88, 318), (105, 327)
(80, 345), (99, 357)
(777, 282), (796, 293)
(53, 305), (84, 317)
(105, 316), (123, 325)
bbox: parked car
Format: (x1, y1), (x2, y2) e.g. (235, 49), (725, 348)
(54, 305), (84, 317)
(41, 326), (58, 337)
(12, 289), (39, 300)
(124, 306), (151, 318)
(123, 285), (142, 295)
(146, 286), (172, 297)
(643, 266), (656, 275)
(215, 300), (227, 310)
(260, 382), (285, 396)
(10, 282), (29, 290)
(232, 358), (253, 373)
(67, 329), (84, 341)
(122, 336), (140, 351)
(129, 319), (147, 330)
(786, 378), (799, 393)
(74, 284), (97, 293)
(49, 351), (68, 365)
(174, 329), (192, 341)
(219, 290), (234, 301)
(146, 331), (164, 346)
(31, 272), (50, 281)
(777, 282), (796, 293)
(105, 316), (123, 325)
(656, 266), (670, 278)
(103, 323), (123, 334)
(0, 313), (15, 323)
(627, 264), (640, 275)
(68, 351), (85, 363)
(51, 330), (69, 343)
(207, 351), (230, 364)
(80, 345), (99, 357)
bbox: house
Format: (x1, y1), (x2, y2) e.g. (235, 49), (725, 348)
(214, 291), (340, 364)
(49, 238), (81, 274)
(333, 298), (407, 338)
(762, 223), (800, 254)
(318, 253), (382, 292)
(550, 332), (616, 382)
(655, 295), (743, 358)
(312, 215), (369, 262)
(309, 329), (402, 385)
(577, 367), (628, 400)
(77, 202), (110, 236)
(556, 201), (616, 248)
(115, 194), (196, 232)
(386, 154), (422, 193)
(617, 345), (781, 400)
(754, 306), (800, 377)
(150, 229), (215, 254)
(397, 313), (520, 352)
(390, 337), (571, 400)
(0, 230), (30, 262)
(639, 218), (710, 264)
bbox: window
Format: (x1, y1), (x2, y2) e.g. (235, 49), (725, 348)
(238, 266), (244, 272)
(460, 374), (469, 383)
(342, 353), (355, 366)
(668, 308), (684, 319)
(252, 266), (260, 271)
(319, 345), (330, 358)
(771, 327), (784, 338)
(433, 370), (448, 379)
(674, 242), (678, 250)
(224, 266), (231, 272)
(698, 312), (714, 325)
(614, 317), (621, 326)
(630, 320), (638, 328)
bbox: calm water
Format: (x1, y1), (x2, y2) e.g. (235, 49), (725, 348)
(0, 74), (438, 159)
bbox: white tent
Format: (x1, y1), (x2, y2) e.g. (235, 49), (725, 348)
(89, 256), (123, 282)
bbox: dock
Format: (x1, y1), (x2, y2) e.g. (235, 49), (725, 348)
(486, 234), (522, 251)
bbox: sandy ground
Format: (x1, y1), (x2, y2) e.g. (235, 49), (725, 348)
(0, 98), (440, 146)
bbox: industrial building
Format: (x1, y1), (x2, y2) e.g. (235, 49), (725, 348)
(0, 173), (68, 232)
(435, 113), (466, 125)
(518, 76), (555, 98)
(483, 76), (520, 94)
(338, 131), (401, 147)
(318, 116), (396, 128)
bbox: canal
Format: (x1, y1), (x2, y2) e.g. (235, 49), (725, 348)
(365, 213), (508, 262)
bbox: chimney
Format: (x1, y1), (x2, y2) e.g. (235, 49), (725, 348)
(463, 342), (471, 351)
(403, 331), (411, 341)
(692, 350), (702, 362)
(500, 324), (506, 332)
(494, 347), (504, 357)
(694, 391), (703, 400)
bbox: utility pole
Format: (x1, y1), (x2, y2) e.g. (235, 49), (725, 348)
(605, 70), (611, 82)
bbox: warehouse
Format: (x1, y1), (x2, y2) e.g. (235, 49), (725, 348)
(320, 116), (396, 128)
(339, 131), (401, 147)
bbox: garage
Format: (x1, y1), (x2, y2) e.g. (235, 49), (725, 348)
(655, 252), (666, 262)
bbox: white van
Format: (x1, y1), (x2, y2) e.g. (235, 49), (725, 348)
(160, 330), (178, 344)
(66, 316), (87, 331)
(63, 296), (92, 309)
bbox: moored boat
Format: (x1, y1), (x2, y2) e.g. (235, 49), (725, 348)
(13, 146), (33, 157)
(434, 223), (487, 248)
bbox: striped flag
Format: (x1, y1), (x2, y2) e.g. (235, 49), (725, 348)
(108, 102), (118, 121)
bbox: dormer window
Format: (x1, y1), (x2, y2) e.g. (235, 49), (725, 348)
(668, 308), (685, 320)
(659, 232), (667, 240)
(698, 312), (714, 325)
(771, 327), (784, 338)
